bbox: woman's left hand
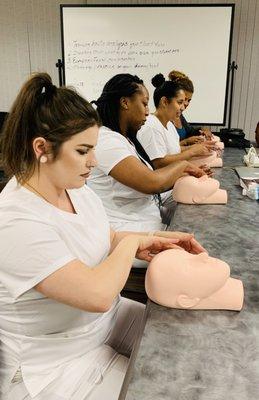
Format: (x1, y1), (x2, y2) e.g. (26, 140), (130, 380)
(152, 231), (207, 254)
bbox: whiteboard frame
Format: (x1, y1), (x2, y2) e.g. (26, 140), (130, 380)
(60, 3), (235, 126)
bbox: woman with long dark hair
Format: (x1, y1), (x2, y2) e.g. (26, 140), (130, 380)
(89, 73), (206, 232)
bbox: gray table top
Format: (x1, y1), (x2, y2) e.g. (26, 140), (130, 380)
(120, 148), (259, 400)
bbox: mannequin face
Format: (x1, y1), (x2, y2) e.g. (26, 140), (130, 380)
(159, 250), (229, 298)
(190, 152), (223, 168)
(173, 175), (220, 204)
(183, 252), (229, 297)
(121, 85), (149, 134)
(145, 249), (243, 310)
(146, 249), (229, 304)
(184, 90), (193, 109)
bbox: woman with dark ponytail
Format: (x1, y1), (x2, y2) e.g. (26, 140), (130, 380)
(137, 73), (216, 170)
(0, 73), (205, 400)
(88, 73), (207, 232)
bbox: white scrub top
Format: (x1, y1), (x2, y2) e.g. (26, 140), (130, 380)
(137, 114), (181, 160)
(0, 178), (120, 399)
(88, 126), (162, 232)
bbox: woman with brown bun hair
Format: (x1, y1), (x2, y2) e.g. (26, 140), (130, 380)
(0, 73), (205, 400)
(168, 70), (213, 143)
(137, 73), (216, 170)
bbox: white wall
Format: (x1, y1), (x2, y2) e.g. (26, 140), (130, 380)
(0, 0), (258, 140)
(0, 0), (86, 111)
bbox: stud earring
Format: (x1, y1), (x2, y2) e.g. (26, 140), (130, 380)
(40, 155), (48, 163)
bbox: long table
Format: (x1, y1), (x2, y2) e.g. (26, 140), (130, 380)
(119, 148), (259, 400)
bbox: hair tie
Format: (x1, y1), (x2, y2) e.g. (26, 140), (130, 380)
(41, 83), (57, 98)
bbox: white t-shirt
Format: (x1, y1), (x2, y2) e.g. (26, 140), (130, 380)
(0, 178), (120, 398)
(88, 126), (163, 232)
(137, 114), (181, 160)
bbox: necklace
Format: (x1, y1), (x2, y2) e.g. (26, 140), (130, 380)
(25, 181), (52, 204)
(24, 182), (76, 214)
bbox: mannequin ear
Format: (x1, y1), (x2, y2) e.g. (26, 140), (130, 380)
(177, 294), (200, 309)
(120, 97), (129, 110)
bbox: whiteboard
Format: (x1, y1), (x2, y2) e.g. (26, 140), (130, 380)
(61, 5), (234, 125)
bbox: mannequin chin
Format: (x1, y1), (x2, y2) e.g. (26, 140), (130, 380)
(172, 175), (228, 204)
(145, 249), (244, 311)
(190, 151), (223, 168)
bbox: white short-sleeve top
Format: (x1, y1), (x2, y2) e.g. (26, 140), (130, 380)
(137, 114), (181, 160)
(0, 178), (120, 398)
(87, 126), (162, 232)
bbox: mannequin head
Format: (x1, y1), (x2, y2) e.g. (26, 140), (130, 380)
(212, 135), (225, 150)
(212, 134), (220, 142)
(215, 141), (224, 150)
(190, 151), (223, 168)
(145, 249), (244, 311)
(172, 175), (227, 204)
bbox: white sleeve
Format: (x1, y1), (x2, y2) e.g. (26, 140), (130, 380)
(95, 133), (136, 175)
(137, 126), (168, 161)
(0, 217), (76, 299)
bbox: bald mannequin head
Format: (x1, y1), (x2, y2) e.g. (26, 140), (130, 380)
(145, 249), (243, 311)
(172, 175), (228, 204)
(212, 134), (225, 150)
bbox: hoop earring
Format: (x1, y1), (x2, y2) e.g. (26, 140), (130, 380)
(40, 155), (48, 163)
